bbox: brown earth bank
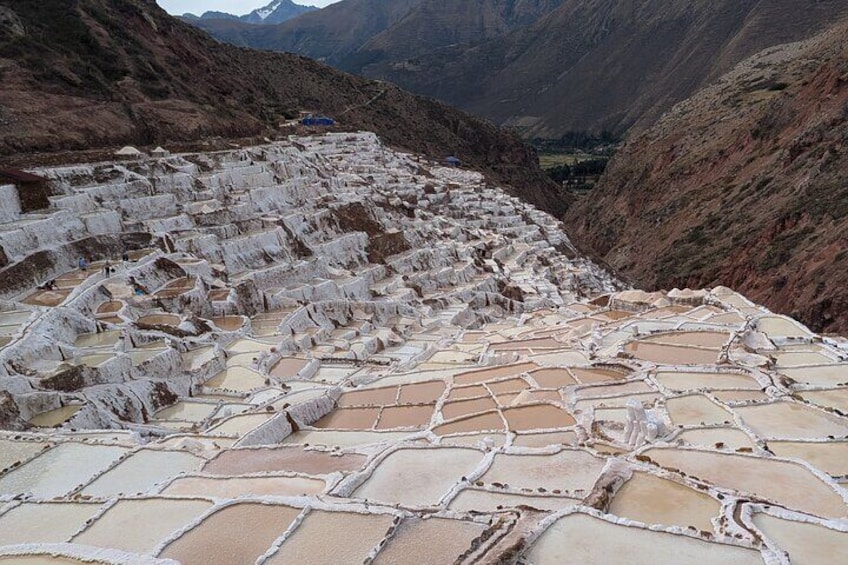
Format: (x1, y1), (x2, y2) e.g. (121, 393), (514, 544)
(0, 0), (566, 216)
(565, 23), (848, 334)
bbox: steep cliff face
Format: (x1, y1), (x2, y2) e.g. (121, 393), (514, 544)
(0, 0), (564, 214)
(565, 23), (848, 333)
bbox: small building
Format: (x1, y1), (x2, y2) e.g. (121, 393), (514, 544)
(151, 146), (170, 158)
(0, 168), (50, 213)
(114, 146), (144, 159)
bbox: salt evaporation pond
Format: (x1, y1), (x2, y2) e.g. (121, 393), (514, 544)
(162, 475), (326, 498)
(160, 503), (301, 565)
(80, 449), (204, 496)
(527, 513), (763, 564)
(607, 472), (720, 531)
(643, 448), (848, 519)
(353, 448), (483, 507)
(72, 498), (213, 553)
(268, 511), (395, 564)
(0, 439), (49, 471)
(28, 405), (82, 427)
(482, 450), (605, 493)
(371, 517), (486, 565)
(0, 443), (128, 498)
(753, 512), (848, 565)
(0, 502), (103, 545)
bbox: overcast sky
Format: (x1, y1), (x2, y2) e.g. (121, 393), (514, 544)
(157, 1), (338, 15)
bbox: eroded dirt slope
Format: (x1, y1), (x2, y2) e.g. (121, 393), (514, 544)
(566, 23), (848, 333)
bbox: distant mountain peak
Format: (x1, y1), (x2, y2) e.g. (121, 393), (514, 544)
(187, 0), (316, 24)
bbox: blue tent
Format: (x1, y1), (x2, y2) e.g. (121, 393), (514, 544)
(302, 115), (335, 126)
(445, 156), (461, 166)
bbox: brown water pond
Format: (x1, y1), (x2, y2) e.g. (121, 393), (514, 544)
(159, 503), (301, 565)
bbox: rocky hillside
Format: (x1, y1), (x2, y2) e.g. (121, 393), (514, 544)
(564, 22), (848, 333)
(194, 0), (848, 138)
(0, 0), (565, 215)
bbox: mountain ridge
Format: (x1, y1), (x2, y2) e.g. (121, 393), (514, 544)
(188, 0), (848, 139)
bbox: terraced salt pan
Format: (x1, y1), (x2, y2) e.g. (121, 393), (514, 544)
(453, 362), (538, 386)
(768, 441), (848, 476)
(642, 447), (848, 519)
(526, 513), (763, 565)
(774, 351), (836, 367)
(780, 364), (848, 386)
(530, 351), (589, 367)
(654, 370), (760, 391)
(575, 381), (653, 398)
(711, 390), (770, 403)
(0, 443), (128, 498)
(80, 353), (113, 368)
(530, 368), (578, 388)
(225, 338), (276, 354)
(799, 389), (848, 412)
(162, 475), (325, 497)
(376, 405), (434, 429)
(0, 502), (103, 545)
(398, 380), (446, 403)
(268, 511), (394, 565)
(270, 357), (310, 379)
(80, 449), (204, 496)
(153, 401), (218, 422)
(641, 331), (730, 348)
(482, 450), (605, 492)
(608, 472), (720, 531)
(625, 342), (719, 365)
(206, 413), (274, 436)
(205, 367), (267, 392)
(513, 431), (578, 448)
(28, 405), (82, 427)
(353, 448), (483, 507)
(372, 517), (486, 565)
(449, 489), (579, 512)
(569, 366), (630, 384)
(442, 397), (498, 420)
(753, 512), (848, 565)
(502, 404), (575, 431)
(0, 439), (50, 471)
(434, 411), (505, 435)
(211, 316), (245, 331)
(73, 330), (120, 348)
(337, 386), (398, 407)
(137, 313), (180, 326)
(160, 503), (302, 565)
(675, 427), (755, 450)
(204, 447), (367, 475)
(313, 407), (380, 429)
(666, 395), (733, 426)
(734, 401), (848, 439)
(73, 498), (213, 553)
(757, 316), (814, 339)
